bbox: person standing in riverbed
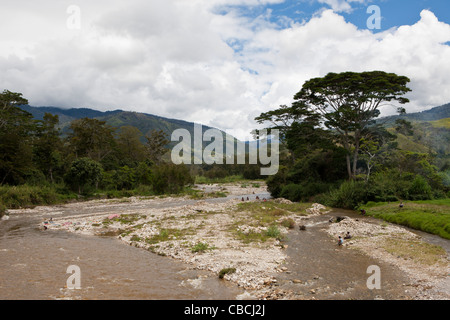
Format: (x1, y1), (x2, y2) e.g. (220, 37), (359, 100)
(338, 236), (344, 246)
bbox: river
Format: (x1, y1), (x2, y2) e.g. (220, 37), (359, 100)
(0, 192), (448, 300)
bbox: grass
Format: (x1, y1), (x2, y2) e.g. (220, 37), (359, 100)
(0, 184), (77, 211)
(360, 199), (450, 240)
(383, 237), (447, 266)
(218, 267), (236, 279)
(145, 228), (196, 245)
(230, 201), (311, 243)
(429, 118), (450, 129)
(191, 241), (215, 253)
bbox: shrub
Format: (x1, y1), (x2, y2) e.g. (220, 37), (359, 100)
(265, 225), (281, 239)
(408, 175), (433, 200)
(281, 218), (295, 229)
(218, 268), (236, 279)
(191, 242), (214, 253)
(323, 180), (368, 210)
(64, 157), (103, 195)
(152, 163), (194, 195)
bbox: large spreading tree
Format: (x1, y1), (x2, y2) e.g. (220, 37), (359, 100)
(292, 71), (411, 180)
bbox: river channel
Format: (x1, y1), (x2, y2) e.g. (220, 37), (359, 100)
(1, 193), (448, 300)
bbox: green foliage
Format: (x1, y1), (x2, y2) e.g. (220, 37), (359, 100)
(0, 184), (76, 209)
(152, 163), (194, 195)
(321, 180), (368, 210)
(265, 225), (282, 239)
(191, 242), (215, 253)
(64, 157), (103, 195)
(218, 268), (236, 279)
(360, 200), (450, 240)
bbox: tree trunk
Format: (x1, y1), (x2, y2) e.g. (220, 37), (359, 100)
(346, 154), (353, 180)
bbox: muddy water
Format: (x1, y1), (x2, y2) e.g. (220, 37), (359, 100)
(276, 210), (450, 300)
(0, 200), (244, 300)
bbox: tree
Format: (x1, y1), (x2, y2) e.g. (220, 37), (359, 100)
(145, 129), (169, 164)
(359, 125), (397, 181)
(64, 157), (103, 194)
(0, 90), (29, 130)
(67, 118), (117, 163)
(116, 126), (147, 166)
(0, 90), (35, 185)
(293, 71), (411, 179)
(34, 113), (64, 183)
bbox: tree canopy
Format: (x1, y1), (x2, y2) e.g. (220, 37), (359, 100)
(292, 71), (411, 179)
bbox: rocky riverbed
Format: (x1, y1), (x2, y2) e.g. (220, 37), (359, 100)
(29, 183), (449, 300)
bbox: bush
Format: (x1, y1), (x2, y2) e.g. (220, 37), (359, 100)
(64, 158), (103, 195)
(280, 184), (303, 202)
(265, 225), (281, 239)
(281, 218), (295, 229)
(323, 180), (368, 210)
(408, 175), (433, 200)
(191, 242), (214, 253)
(0, 184), (76, 209)
(152, 163), (193, 195)
(0, 203), (6, 217)
(218, 268), (236, 279)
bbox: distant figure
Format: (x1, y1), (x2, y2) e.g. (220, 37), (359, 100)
(263, 198), (267, 202)
(246, 197), (249, 201)
(241, 197), (245, 201)
(338, 236), (344, 246)
(256, 196), (260, 200)
(360, 209), (366, 215)
(344, 232), (352, 240)
(399, 202), (404, 208)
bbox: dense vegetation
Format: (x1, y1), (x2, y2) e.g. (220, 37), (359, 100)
(0, 90), (193, 215)
(0, 89), (266, 216)
(256, 71), (449, 210)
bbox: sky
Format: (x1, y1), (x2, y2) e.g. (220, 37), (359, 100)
(1, 0), (450, 140)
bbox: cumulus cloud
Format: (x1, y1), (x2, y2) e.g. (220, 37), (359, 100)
(0, 1), (449, 140)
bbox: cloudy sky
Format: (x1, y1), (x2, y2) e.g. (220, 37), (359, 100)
(1, 0), (450, 140)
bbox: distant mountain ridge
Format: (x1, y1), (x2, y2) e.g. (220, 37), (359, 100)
(376, 103), (450, 126)
(19, 105), (218, 138)
(19, 105), (247, 163)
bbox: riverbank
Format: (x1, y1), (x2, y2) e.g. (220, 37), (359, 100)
(326, 215), (449, 300)
(11, 183), (449, 300)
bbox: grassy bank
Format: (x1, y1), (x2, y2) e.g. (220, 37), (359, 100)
(0, 184), (78, 215)
(360, 199), (450, 240)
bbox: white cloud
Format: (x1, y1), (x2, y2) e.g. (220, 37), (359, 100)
(317, 0), (367, 13)
(0, 1), (449, 140)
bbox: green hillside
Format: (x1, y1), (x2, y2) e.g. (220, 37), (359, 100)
(429, 118), (450, 129)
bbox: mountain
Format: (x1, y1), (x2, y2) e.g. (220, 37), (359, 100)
(375, 103), (450, 164)
(20, 105), (212, 137)
(19, 105), (250, 163)
(376, 103), (450, 127)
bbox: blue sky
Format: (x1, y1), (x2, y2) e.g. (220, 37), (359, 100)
(217, 0), (450, 32)
(0, 0), (449, 139)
